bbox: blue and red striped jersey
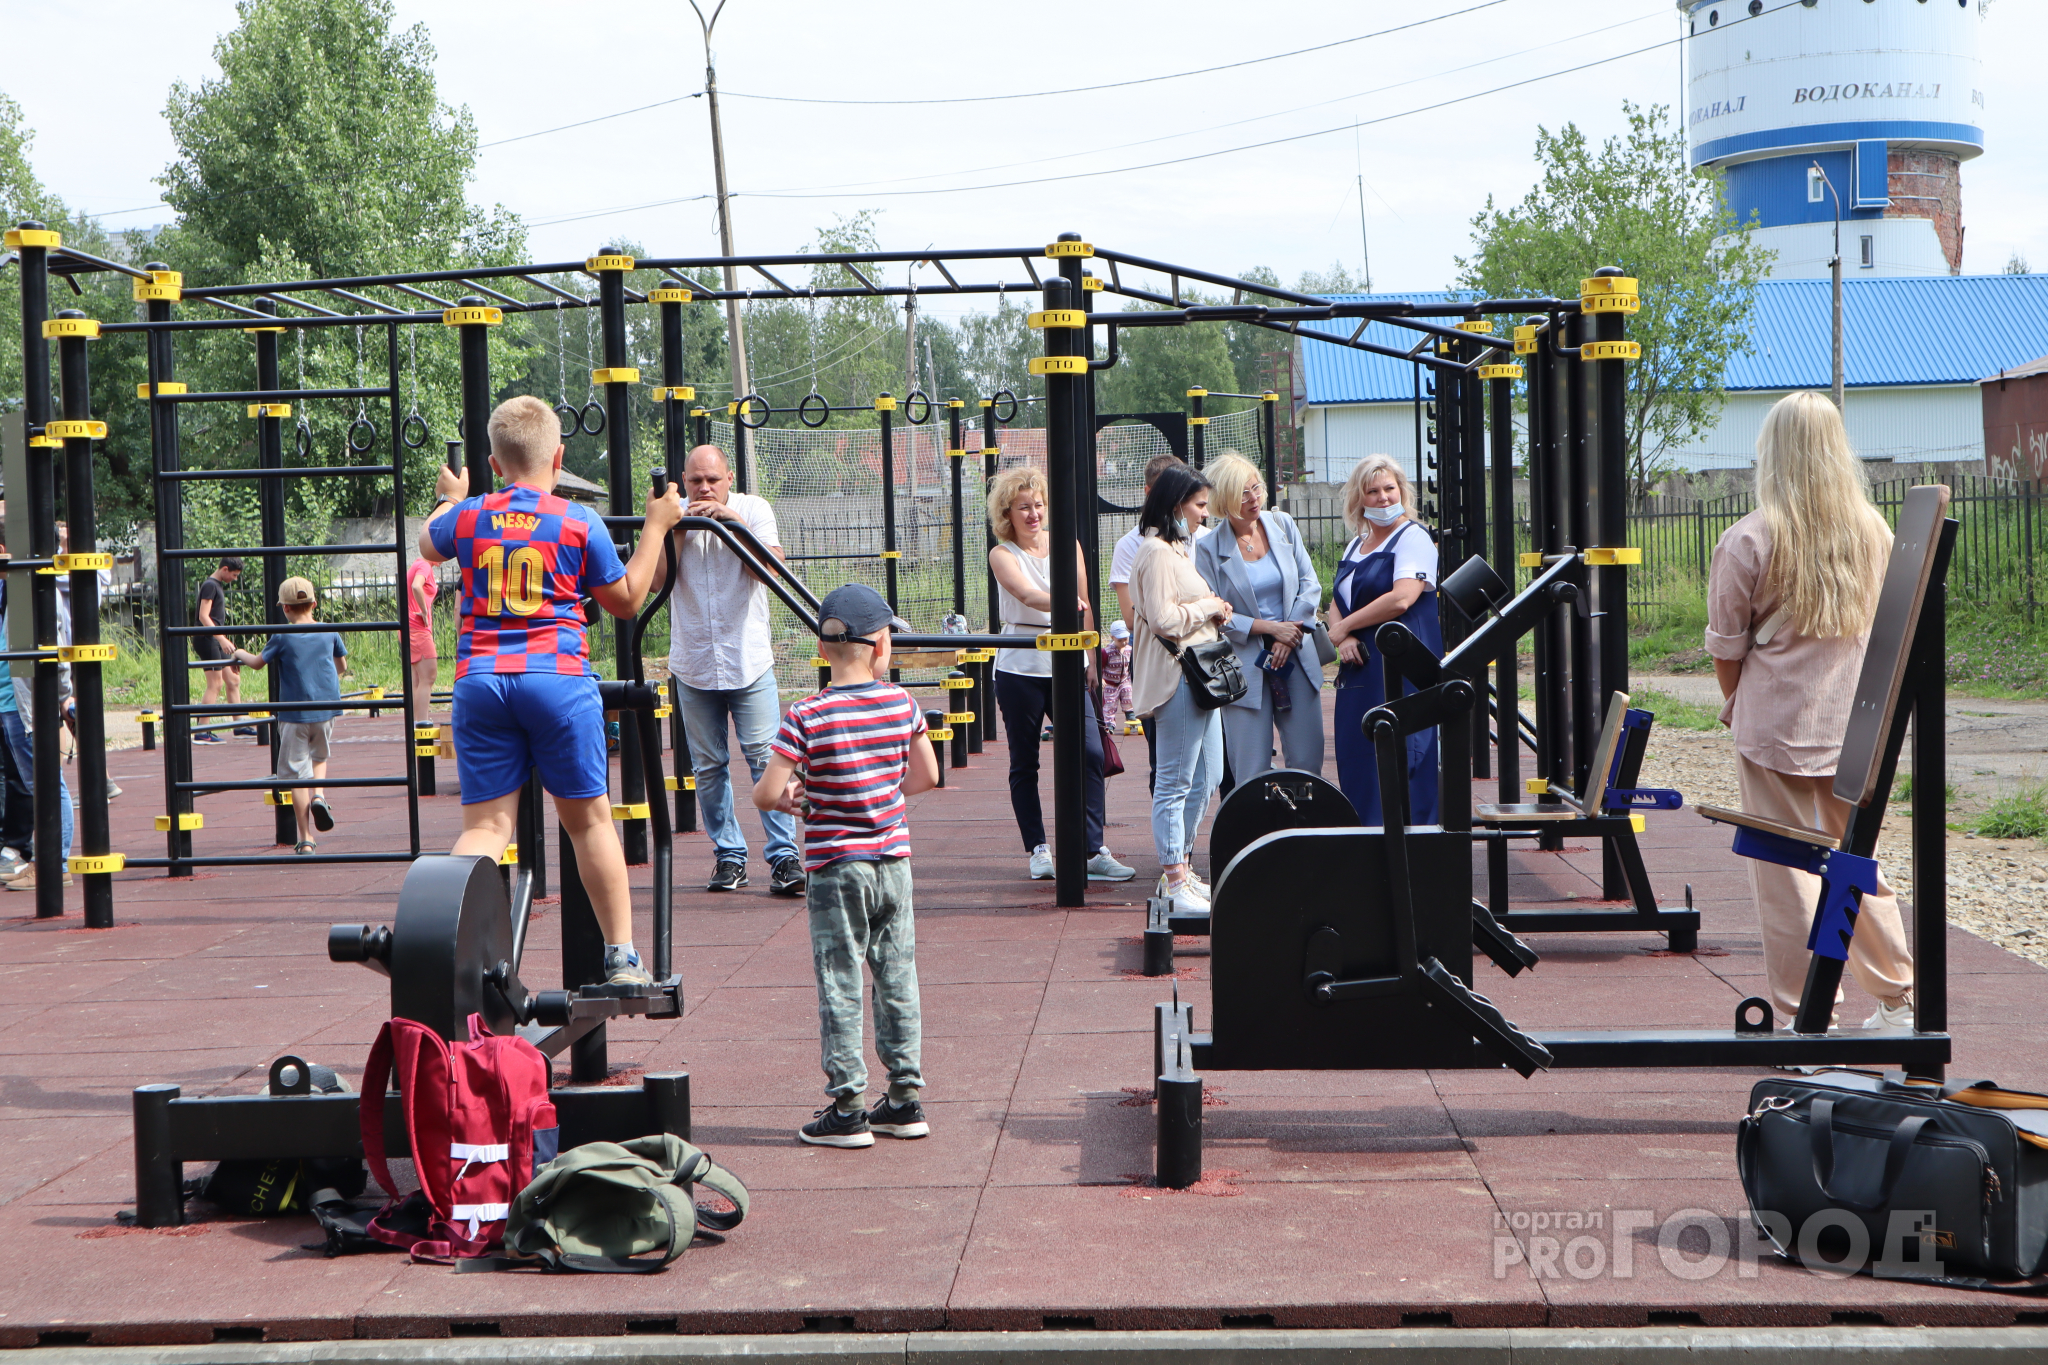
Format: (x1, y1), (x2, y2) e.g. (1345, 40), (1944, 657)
(428, 482), (626, 679)
(770, 681), (928, 871)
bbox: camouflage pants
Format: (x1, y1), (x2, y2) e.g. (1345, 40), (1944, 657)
(807, 856), (924, 1103)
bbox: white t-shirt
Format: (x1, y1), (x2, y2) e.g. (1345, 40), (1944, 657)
(1110, 520), (1211, 586)
(667, 490), (782, 692)
(1338, 522), (1438, 611)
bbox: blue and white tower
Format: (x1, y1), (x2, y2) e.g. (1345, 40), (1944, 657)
(1680, 0), (1984, 277)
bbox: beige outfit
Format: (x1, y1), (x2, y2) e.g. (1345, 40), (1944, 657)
(1705, 509), (1912, 1021)
(1126, 531), (1222, 719)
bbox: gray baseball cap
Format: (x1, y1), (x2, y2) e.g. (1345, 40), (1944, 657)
(818, 583), (911, 643)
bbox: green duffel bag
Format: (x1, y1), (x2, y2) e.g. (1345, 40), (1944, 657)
(461, 1134), (748, 1274)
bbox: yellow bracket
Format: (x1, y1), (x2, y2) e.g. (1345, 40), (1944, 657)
(1262, 391), (1279, 402)
(27, 436), (57, 448)
(941, 676), (975, 690)
(1028, 356), (1089, 377)
(58, 644), (118, 663)
(873, 395), (897, 411)
(1187, 416), (1210, 426)
(68, 853), (125, 875)
(138, 710), (158, 723)
(664, 775), (697, 792)
(366, 686), (385, 700)
(248, 711), (272, 721)
(44, 420), (106, 440)
(810, 656), (829, 668)
(137, 382), (189, 398)
(1036, 630), (1099, 652)
(1454, 320), (1494, 333)
(414, 723), (440, 737)
(154, 813), (203, 832)
(1027, 309), (1086, 329)
(586, 254), (636, 272)
(879, 550), (901, 559)
(591, 367), (640, 385)
(134, 269), (182, 302)
(978, 399), (994, 409)
(4, 227), (60, 249)
(611, 802), (651, 821)
(1477, 364), (1524, 382)
(500, 844), (518, 865)
(1045, 241), (1094, 258)
(54, 553), (113, 572)
(946, 448), (967, 459)
(654, 705), (672, 719)
(41, 317), (100, 340)
(648, 285), (693, 304)
(1581, 293), (1640, 315)
(415, 744), (439, 756)
(927, 728), (953, 742)
(242, 325), (286, 335)
(945, 711), (975, 724)
(1630, 814), (1648, 833)
(264, 790), (293, 806)
(946, 398), (965, 408)
(981, 447), (999, 459)
(441, 305), (503, 326)
(246, 403), (291, 419)
(1185, 388), (1208, 398)
(1081, 276), (1104, 292)
(1526, 777), (1551, 795)
(1518, 552), (1545, 568)
(690, 408), (709, 419)
(1580, 340), (1641, 362)
(650, 385), (695, 402)
(1579, 275), (1639, 297)
(1583, 547), (1643, 566)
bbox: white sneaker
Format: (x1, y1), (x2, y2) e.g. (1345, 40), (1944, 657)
(1156, 873), (1209, 913)
(1087, 847), (1136, 881)
(1186, 869), (1211, 898)
(1028, 844), (1054, 880)
(1862, 997), (1915, 1031)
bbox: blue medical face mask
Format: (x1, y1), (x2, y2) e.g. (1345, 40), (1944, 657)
(1174, 516), (1191, 538)
(1362, 502), (1404, 527)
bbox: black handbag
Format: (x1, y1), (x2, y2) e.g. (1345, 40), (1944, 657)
(1158, 632), (1247, 710)
(1737, 1068), (2048, 1289)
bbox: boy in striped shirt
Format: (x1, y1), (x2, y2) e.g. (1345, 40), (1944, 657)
(755, 584), (940, 1147)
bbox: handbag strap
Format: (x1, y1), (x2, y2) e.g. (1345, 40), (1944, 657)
(1808, 1097), (1931, 1211)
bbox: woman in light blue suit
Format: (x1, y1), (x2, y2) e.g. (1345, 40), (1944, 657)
(1192, 451), (1325, 781)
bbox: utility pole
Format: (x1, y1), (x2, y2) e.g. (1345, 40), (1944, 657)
(692, 0), (750, 405)
(1357, 174), (1373, 291)
(1813, 161), (1846, 411)
(904, 265), (919, 498)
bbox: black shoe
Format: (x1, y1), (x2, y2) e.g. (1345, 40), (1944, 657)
(799, 1105), (873, 1148)
(193, 731), (224, 744)
(706, 859), (748, 892)
(309, 797), (335, 832)
(866, 1095), (929, 1139)
(233, 726), (258, 737)
(769, 855), (805, 897)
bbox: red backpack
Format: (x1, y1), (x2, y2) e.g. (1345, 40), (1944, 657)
(360, 1013), (556, 1261)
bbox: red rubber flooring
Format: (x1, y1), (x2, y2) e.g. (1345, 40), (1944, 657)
(2, 699), (2045, 1345)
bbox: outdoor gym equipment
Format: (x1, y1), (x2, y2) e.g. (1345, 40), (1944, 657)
(1148, 485), (1958, 1188)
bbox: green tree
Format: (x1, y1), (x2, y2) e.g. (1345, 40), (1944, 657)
(1455, 101), (1769, 494)
(1095, 305), (1239, 418)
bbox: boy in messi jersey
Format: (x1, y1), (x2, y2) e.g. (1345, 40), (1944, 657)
(419, 395), (683, 986)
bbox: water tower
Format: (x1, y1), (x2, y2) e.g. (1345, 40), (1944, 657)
(1680, 0), (1984, 277)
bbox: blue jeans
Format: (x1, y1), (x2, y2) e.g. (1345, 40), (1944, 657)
(0, 709), (72, 860)
(1149, 679), (1221, 868)
(678, 668), (797, 866)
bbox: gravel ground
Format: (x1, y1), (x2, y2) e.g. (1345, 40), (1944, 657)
(1636, 725), (2048, 972)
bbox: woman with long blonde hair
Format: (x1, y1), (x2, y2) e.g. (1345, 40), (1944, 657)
(1705, 390), (1913, 1029)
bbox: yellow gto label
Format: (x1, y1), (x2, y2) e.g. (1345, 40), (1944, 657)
(1027, 356), (1088, 376)
(1035, 631), (1100, 651)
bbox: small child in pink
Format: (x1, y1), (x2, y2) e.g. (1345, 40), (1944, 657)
(1100, 620), (1133, 730)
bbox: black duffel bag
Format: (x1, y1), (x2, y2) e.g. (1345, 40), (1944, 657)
(1737, 1068), (2048, 1290)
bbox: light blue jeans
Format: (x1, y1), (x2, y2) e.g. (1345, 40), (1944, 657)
(678, 668), (797, 867)
(1, 708), (72, 860)
(1149, 678), (1222, 869)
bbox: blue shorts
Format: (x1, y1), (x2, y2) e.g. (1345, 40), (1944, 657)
(452, 672), (610, 804)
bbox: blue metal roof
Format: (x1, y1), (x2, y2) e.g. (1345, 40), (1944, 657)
(1298, 274), (2048, 403)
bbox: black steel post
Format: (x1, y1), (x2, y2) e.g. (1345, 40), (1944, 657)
(557, 822), (608, 1082)
(879, 394), (899, 611)
(1261, 390), (1281, 508)
(53, 312), (113, 926)
(948, 399), (966, 619)
(1076, 272), (1102, 628)
(1039, 266), (1087, 907)
(1461, 326), (1491, 781)
(1565, 312), (1598, 795)
(1188, 387), (1207, 469)
(731, 403), (750, 494)
(1591, 268), (1634, 898)
(1531, 319), (1571, 848)
(390, 323), (420, 860)
(1489, 364), (1520, 916)
(980, 399), (1000, 746)
(142, 267), (195, 873)
(596, 261), (648, 866)
(252, 306), (296, 848)
(132, 1083), (183, 1229)
(1909, 527), (1952, 1043)
(692, 407), (710, 448)
(456, 303), (494, 487)
(655, 286), (697, 833)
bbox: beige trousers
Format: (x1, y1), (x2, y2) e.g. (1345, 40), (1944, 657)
(1736, 754), (1915, 1024)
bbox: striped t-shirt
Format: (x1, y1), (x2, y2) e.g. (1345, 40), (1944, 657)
(770, 681), (928, 871)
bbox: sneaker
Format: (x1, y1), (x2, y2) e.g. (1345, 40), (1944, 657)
(1028, 844), (1054, 880)
(193, 731), (224, 744)
(602, 945), (654, 988)
(309, 797), (335, 833)
(104, 781), (122, 800)
(0, 850), (25, 881)
(1187, 869), (1211, 898)
(1156, 872), (1208, 914)
(6, 866), (71, 891)
(233, 726), (258, 737)
(768, 855), (806, 897)
(799, 1105), (874, 1148)
(1087, 847), (1136, 882)
(1863, 997), (1915, 1031)
(866, 1095), (930, 1139)
(706, 859), (749, 892)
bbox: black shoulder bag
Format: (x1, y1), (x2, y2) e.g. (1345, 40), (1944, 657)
(1157, 632), (1246, 710)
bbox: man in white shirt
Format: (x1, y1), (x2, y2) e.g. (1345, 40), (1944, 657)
(668, 445), (802, 896)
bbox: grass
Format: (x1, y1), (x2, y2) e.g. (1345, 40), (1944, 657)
(1975, 784), (2048, 842)
(1946, 606), (2048, 701)
(1629, 685), (1722, 732)
(1629, 578), (1714, 675)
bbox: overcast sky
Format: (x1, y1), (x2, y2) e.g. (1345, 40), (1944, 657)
(10, 0), (2046, 325)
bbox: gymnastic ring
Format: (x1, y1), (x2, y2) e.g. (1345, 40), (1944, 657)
(903, 390), (933, 425)
(554, 403), (579, 439)
(991, 389), (1019, 424)
(456, 417), (464, 440)
(292, 421), (313, 462)
(578, 400), (607, 437)
(797, 393), (832, 429)
(733, 393), (771, 430)
(347, 417), (378, 454)
(400, 413), (430, 450)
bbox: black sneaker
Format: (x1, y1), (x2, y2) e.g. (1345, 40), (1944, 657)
(309, 797), (335, 832)
(866, 1095), (929, 1139)
(798, 1105), (873, 1148)
(769, 855), (805, 897)
(233, 726), (258, 737)
(706, 859), (748, 892)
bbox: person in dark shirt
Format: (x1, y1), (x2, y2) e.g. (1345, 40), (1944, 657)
(231, 577), (347, 853)
(195, 558), (254, 741)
